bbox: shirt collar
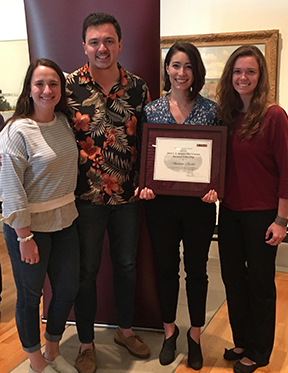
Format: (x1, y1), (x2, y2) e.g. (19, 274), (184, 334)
(77, 62), (128, 89)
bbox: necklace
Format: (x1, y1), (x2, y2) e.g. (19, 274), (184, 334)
(169, 97), (193, 111)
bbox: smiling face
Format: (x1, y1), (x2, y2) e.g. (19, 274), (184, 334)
(83, 23), (122, 72)
(30, 65), (61, 116)
(166, 51), (194, 93)
(232, 56), (260, 99)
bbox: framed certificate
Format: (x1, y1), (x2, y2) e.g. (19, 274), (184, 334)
(139, 123), (227, 198)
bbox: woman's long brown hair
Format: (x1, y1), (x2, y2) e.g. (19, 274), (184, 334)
(216, 45), (273, 140)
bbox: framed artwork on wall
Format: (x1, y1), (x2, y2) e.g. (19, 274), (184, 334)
(0, 40), (30, 114)
(160, 29), (279, 101)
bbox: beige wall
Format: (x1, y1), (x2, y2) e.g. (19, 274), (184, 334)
(0, 0), (287, 110)
(0, 0), (27, 40)
(161, 0), (288, 111)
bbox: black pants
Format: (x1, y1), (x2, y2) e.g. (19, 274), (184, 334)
(218, 205), (278, 366)
(146, 195), (216, 326)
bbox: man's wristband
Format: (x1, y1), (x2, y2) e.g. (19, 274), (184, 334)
(274, 215), (288, 227)
(17, 233), (34, 243)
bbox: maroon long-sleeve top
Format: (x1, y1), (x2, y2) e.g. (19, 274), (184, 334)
(223, 105), (288, 211)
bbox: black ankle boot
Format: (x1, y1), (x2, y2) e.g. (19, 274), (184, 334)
(187, 329), (203, 370)
(159, 325), (179, 365)
(224, 347), (245, 361)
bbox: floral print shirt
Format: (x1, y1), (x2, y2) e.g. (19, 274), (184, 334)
(143, 94), (218, 126)
(66, 63), (151, 205)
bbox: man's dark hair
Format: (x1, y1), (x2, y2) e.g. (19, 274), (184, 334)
(82, 12), (122, 42)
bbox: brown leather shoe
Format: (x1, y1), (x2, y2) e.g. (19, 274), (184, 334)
(75, 344), (96, 373)
(114, 327), (150, 358)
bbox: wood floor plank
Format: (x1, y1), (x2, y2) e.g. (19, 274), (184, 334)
(176, 272), (288, 373)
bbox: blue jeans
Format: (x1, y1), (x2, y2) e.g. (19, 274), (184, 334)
(4, 222), (80, 353)
(74, 200), (141, 344)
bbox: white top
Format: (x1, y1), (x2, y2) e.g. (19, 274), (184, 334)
(0, 112), (78, 232)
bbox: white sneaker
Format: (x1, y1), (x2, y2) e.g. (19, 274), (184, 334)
(45, 355), (78, 373)
(28, 365), (57, 373)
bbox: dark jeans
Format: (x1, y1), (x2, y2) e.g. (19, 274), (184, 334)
(146, 195), (216, 327)
(74, 200), (141, 344)
(218, 205), (277, 366)
(4, 222), (80, 353)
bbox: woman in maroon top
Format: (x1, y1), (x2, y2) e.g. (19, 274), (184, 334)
(217, 45), (288, 373)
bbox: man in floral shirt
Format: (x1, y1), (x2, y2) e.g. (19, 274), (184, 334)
(66, 12), (151, 373)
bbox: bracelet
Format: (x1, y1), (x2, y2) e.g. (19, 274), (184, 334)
(274, 215), (288, 227)
(17, 233), (34, 243)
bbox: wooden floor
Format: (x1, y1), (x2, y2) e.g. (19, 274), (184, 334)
(1, 231), (288, 373)
(176, 271), (288, 373)
(175, 273), (288, 373)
